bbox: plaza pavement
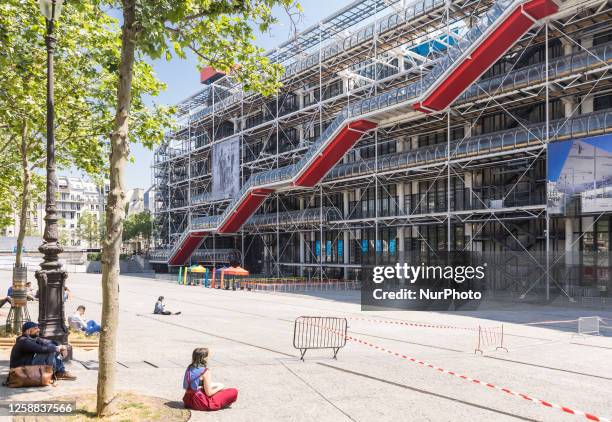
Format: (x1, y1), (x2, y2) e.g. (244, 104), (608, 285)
(0, 269), (611, 421)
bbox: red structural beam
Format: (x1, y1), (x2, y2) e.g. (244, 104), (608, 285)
(167, 188), (274, 265)
(200, 66), (225, 84)
(413, 0), (558, 112)
(168, 233), (207, 266)
(218, 188), (274, 234)
(294, 119), (378, 187)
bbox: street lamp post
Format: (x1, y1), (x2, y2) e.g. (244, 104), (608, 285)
(36, 0), (68, 346)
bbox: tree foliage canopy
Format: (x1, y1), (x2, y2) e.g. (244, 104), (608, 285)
(0, 0), (175, 228)
(78, 211), (102, 248)
(122, 210), (152, 243)
(94, 0), (300, 95)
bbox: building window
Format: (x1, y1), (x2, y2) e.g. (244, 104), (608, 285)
(594, 94), (612, 111)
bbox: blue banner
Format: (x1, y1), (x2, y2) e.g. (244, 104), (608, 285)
(326, 240), (332, 257)
(389, 239), (396, 254)
(376, 239), (382, 253)
(338, 240), (343, 257)
(315, 240), (320, 256)
(361, 239), (368, 253)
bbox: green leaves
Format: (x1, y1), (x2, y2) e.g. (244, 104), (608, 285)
(122, 210), (153, 242)
(0, 0), (177, 174)
(94, 0), (299, 97)
(77, 211), (102, 247)
(0, 0), (176, 230)
(164, 0), (293, 95)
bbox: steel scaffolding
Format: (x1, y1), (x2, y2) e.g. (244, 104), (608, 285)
(151, 0), (612, 302)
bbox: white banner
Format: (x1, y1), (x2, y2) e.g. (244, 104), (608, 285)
(212, 136), (240, 200)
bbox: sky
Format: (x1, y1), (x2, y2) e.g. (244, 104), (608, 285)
(116, 0), (355, 189)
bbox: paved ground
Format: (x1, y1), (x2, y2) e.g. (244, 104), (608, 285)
(0, 270), (611, 421)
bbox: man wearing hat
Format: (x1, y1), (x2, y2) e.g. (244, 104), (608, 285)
(9, 322), (76, 381)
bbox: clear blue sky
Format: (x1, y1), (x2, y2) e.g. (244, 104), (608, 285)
(121, 0), (355, 189)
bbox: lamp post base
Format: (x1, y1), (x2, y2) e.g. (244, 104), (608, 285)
(35, 268), (69, 346)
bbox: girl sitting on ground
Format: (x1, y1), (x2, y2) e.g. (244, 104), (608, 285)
(153, 296), (181, 315)
(182, 347), (238, 411)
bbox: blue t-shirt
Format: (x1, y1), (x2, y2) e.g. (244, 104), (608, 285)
(183, 367), (206, 390)
(7, 287), (12, 297)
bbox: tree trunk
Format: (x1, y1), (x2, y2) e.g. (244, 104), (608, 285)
(96, 0), (136, 416)
(15, 120), (30, 268)
(12, 120), (31, 332)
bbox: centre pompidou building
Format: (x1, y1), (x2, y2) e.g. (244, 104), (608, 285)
(150, 0), (612, 304)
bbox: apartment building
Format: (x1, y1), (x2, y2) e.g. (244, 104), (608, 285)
(2, 175), (108, 247)
(57, 175), (108, 247)
(1, 202), (44, 238)
(151, 0), (612, 303)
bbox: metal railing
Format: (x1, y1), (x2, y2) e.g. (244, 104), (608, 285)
(191, 248), (241, 263)
(148, 249), (172, 262)
(245, 277), (358, 292)
(244, 207), (342, 228)
(293, 316), (348, 360)
(328, 108), (612, 181)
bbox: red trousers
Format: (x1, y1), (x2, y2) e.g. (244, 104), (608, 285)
(183, 388), (238, 411)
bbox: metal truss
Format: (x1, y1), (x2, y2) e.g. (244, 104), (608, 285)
(152, 0), (612, 293)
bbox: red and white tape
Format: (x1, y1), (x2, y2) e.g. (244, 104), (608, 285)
(346, 333), (610, 422)
(349, 317), (477, 331)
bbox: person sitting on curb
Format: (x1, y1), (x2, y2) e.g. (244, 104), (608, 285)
(68, 305), (101, 335)
(183, 347), (238, 411)
(153, 296), (181, 315)
(9, 322), (76, 381)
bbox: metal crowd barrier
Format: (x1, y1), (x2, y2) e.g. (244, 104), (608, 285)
(293, 316), (348, 361)
(475, 324), (508, 354)
(243, 278), (358, 292)
(578, 317), (601, 336)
